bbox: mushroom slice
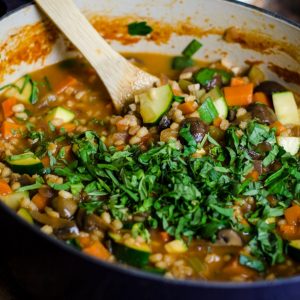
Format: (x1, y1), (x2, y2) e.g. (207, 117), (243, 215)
(216, 229), (243, 246)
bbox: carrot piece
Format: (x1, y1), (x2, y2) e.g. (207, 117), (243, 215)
(213, 117), (222, 127)
(270, 121), (286, 136)
(160, 231), (171, 242)
(224, 83), (254, 106)
(77, 236), (92, 248)
(253, 92), (271, 107)
(278, 224), (300, 240)
(59, 123), (76, 133)
(285, 205), (300, 226)
(1, 97), (17, 118)
(32, 193), (48, 211)
(173, 89), (183, 96)
(246, 170), (259, 182)
(55, 75), (78, 94)
(0, 179), (12, 196)
(178, 102), (197, 114)
(1, 121), (24, 139)
(230, 77), (247, 87)
(116, 145), (125, 151)
(41, 156), (50, 168)
(222, 258), (256, 277)
(83, 241), (110, 260)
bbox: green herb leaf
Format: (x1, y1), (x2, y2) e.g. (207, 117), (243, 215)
(198, 98), (218, 124)
(239, 255), (265, 272)
(171, 56), (194, 70)
(182, 39), (202, 58)
(128, 21), (153, 36)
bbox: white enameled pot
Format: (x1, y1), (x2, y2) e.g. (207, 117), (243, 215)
(0, 1), (300, 300)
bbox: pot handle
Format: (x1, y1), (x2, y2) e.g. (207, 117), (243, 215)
(0, 0), (32, 17)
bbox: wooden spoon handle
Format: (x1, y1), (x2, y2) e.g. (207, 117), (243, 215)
(35, 0), (153, 110)
(35, 0), (121, 67)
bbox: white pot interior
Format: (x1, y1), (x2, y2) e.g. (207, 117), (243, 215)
(0, 0), (299, 92)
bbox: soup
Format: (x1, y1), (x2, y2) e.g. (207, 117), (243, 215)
(0, 46), (300, 282)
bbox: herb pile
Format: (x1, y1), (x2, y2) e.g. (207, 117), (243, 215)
(32, 120), (300, 271)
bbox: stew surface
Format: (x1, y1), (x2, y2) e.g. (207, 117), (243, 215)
(1, 43), (300, 282)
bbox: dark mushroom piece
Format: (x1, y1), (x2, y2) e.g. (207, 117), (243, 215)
(179, 118), (209, 145)
(18, 174), (35, 186)
(158, 115), (171, 132)
(254, 80), (287, 100)
(83, 213), (113, 232)
(253, 160), (263, 175)
(52, 196), (78, 219)
(205, 74), (222, 91)
(247, 103), (277, 125)
(216, 229), (243, 246)
(30, 210), (76, 229)
(255, 142), (272, 153)
(228, 109), (237, 122)
(54, 225), (79, 240)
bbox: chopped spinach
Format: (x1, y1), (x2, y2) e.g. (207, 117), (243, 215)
(128, 21), (153, 36)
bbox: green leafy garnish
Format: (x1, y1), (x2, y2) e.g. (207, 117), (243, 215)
(128, 21), (153, 36)
(239, 255), (265, 272)
(171, 56), (194, 70)
(182, 39), (202, 58)
(22, 120), (300, 270)
(198, 97), (218, 124)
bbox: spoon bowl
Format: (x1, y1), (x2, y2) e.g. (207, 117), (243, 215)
(35, 0), (158, 112)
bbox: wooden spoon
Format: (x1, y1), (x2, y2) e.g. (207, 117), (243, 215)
(34, 0), (158, 112)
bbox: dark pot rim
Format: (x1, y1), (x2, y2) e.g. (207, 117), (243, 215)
(0, 0), (300, 290)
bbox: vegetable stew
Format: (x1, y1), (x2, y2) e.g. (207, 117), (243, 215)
(1, 43), (300, 282)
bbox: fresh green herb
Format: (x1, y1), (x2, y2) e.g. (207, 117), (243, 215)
(48, 182), (70, 191)
(182, 39), (202, 58)
(79, 199), (103, 215)
(66, 238), (81, 249)
(171, 56), (194, 70)
(38, 120), (300, 269)
(194, 68), (216, 86)
(57, 147), (66, 159)
(132, 223), (150, 243)
(43, 76), (52, 91)
(239, 255), (265, 272)
(29, 78), (39, 104)
(128, 21), (153, 36)
(179, 124), (197, 155)
(48, 151), (57, 167)
(173, 95), (185, 103)
(48, 121), (56, 132)
(8, 152), (35, 161)
(17, 177), (44, 192)
(194, 68), (232, 86)
(198, 98), (218, 124)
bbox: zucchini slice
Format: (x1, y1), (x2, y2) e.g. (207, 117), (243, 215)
(273, 92), (300, 125)
(277, 137), (300, 156)
(138, 84), (173, 124)
(164, 239), (188, 254)
(17, 208), (34, 224)
(7, 152), (43, 175)
(288, 240), (300, 261)
(0, 191), (29, 211)
(201, 87), (228, 119)
(46, 106), (75, 125)
(109, 232), (151, 267)
(198, 98), (218, 124)
(3, 76), (34, 104)
(194, 68), (232, 86)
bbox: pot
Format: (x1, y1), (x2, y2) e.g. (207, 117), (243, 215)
(0, 1), (300, 299)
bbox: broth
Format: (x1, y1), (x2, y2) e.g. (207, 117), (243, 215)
(0, 52), (300, 282)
